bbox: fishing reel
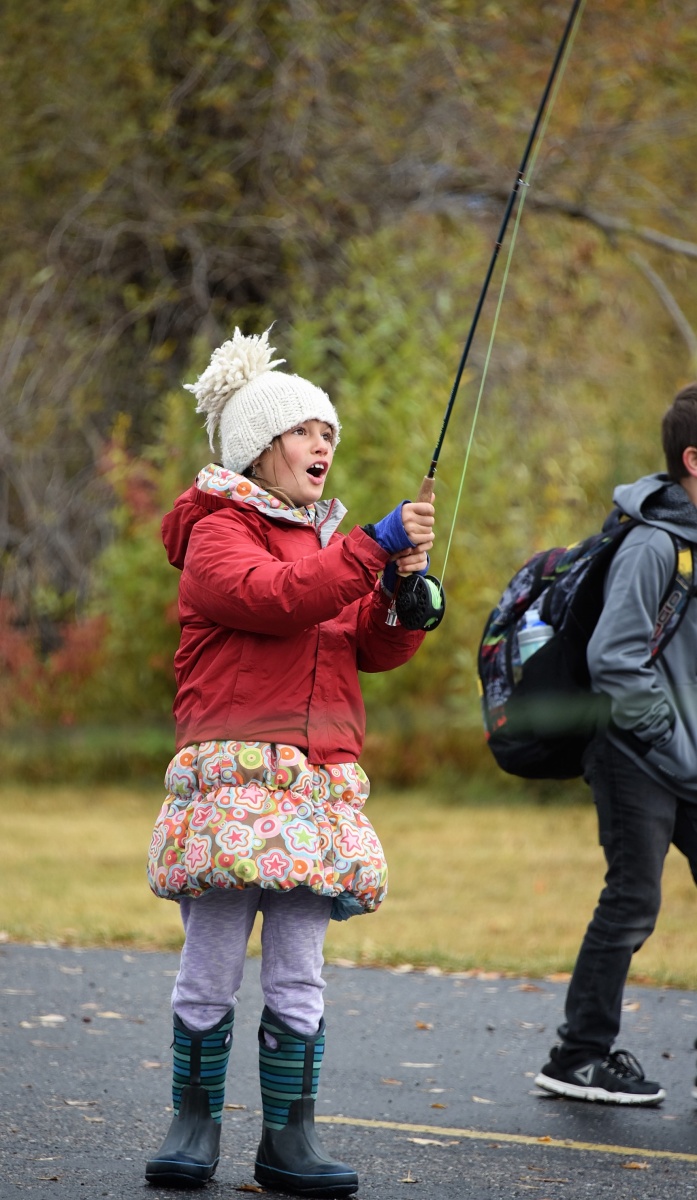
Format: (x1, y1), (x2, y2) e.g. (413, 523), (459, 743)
(394, 573), (446, 632)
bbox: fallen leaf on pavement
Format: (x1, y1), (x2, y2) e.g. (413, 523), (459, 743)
(621, 1001), (640, 1012)
(512, 983), (544, 992)
(141, 1061), (164, 1070)
(38, 1015), (66, 1026)
(406, 1137), (457, 1147)
(400, 1171), (417, 1183)
(64, 1100), (97, 1107)
(59, 966), (83, 975)
(235, 1185), (264, 1193)
(431, 1103), (447, 1109)
(224, 1103), (247, 1110)
(96, 1011), (126, 1019)
(381, 1078), (403, 1086)
(415, 1022), (433, 1031)
(622, 1161), (649, 1170)
(472, 1096), (495, 1104)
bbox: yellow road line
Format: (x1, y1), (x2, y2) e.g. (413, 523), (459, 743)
(316, 1115), (697, 1164)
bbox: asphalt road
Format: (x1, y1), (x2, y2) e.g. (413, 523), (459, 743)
(2, 943), (697, 1199)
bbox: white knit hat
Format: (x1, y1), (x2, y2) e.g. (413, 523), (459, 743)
(184, 326), (341, 474)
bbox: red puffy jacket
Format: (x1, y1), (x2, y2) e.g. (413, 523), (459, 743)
(162, 467), (425, 762)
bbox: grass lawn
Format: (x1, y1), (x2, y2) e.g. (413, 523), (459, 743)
(2, 783), (696, 989)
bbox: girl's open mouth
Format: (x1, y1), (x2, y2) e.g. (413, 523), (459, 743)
(306, 463), (327, 479)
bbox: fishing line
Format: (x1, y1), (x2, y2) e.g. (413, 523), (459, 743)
(438, 0), (587, 588)
(422, 0), (587, 491)
(393, 0), (586, 630)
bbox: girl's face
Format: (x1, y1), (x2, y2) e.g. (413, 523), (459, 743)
(255, 420), (335, 506)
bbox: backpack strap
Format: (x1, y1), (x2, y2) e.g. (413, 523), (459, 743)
(601, 507), (635, 534)
(648, 537), (696, 662)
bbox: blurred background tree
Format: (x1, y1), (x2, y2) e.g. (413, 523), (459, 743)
(1, 0), (696, 784)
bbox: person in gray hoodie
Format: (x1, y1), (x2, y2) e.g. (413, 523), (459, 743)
(535, 382), (697, 1106)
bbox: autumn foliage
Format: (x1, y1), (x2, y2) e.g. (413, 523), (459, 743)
(1, 1), (697, 781)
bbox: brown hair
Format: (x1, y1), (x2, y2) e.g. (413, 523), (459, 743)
(662, 384), (697, 481)
(244, 435), (302, 507)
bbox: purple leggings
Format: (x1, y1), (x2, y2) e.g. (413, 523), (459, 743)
(171, 886), (333, 1035)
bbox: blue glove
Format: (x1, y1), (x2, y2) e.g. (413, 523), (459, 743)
(371, 502), (415, 554)
(382, 555), (430, 596)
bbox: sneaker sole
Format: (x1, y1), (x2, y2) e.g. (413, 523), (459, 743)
(534, 1071), (665, 1106)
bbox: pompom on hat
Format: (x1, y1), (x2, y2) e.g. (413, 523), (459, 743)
(184, 326), (341, 474)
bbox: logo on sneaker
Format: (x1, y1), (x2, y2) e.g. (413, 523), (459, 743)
(573, 1064), (596, 1085)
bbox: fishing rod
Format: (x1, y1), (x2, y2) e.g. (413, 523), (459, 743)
(395, 0), (586, 632)
(420, 0), (585, 497)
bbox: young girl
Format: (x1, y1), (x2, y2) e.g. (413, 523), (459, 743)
(145, 327), (435, 1196)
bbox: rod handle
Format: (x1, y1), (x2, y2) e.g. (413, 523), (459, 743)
(396, 475), (435, 578)
(416, 475), (435, 504)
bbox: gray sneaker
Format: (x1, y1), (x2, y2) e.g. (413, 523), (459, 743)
(535, 1047), (665, 1106)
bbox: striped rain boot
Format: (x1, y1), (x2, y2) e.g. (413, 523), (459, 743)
(145, 1008), (234, 1188)
(254, 1006), (358, 1198)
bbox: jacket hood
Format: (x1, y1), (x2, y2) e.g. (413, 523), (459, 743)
(613, 472), (697, 544)
(162, 462), (347, 569)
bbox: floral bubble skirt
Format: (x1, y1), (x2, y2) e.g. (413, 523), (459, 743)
(147, 741), (387, 915)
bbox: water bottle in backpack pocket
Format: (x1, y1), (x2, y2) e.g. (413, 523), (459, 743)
(518, 607), (555, 664)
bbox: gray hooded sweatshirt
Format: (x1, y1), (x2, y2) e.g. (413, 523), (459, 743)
(588, 472), (697, 800)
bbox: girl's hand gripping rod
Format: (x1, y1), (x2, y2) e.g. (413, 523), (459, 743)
(387, 475), (445, 632)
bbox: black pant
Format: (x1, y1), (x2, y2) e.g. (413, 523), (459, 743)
(559, 736), (697, 1061)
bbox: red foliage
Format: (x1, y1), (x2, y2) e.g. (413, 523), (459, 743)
(46, 615), (108, 724)
(98, 437), (161, 522)
(0, 599), (42, 724)
(0, 599), (109, 728)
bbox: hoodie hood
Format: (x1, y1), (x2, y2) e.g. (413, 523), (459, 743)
(613, 472), (697, 545)
(162, 462), (347, 569)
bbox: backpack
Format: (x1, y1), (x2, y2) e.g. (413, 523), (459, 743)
(477, 509), (695, 780)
